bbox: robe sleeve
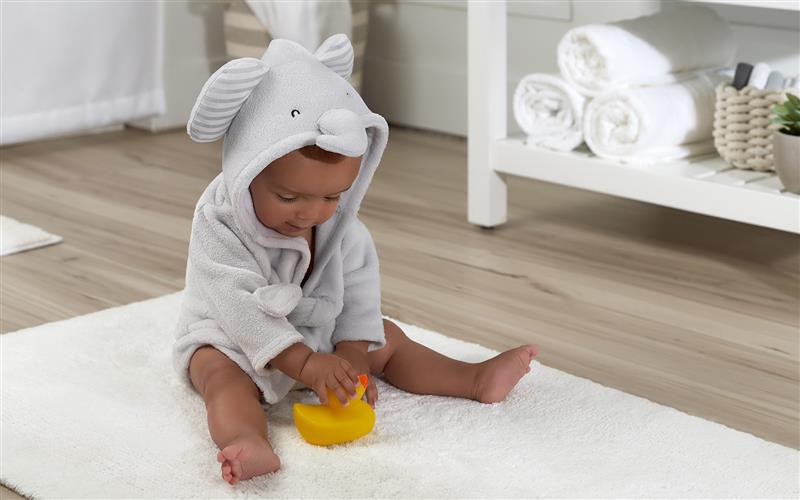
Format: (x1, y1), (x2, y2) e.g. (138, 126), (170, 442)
(187, 203), (306, 376)
(331, 218), (386, 351)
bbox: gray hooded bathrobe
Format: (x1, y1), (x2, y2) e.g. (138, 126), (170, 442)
(173, 34), (388, 404)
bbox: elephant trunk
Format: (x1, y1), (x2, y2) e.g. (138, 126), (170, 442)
(315, 108), (368, 157)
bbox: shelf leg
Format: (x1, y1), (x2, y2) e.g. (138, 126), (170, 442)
(468, 0), (507, 227)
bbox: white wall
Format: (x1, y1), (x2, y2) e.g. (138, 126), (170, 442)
(361, 0), (800, 137)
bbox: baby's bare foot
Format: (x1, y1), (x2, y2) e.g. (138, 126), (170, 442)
(472, 344), (538, 403)
(216, 434), (281, 485)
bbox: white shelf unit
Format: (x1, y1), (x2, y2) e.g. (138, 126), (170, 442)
(691, 0), (800, 11)
(467, 2), (800, 234)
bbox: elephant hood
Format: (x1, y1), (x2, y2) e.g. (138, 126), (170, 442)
(185, 34), (388, 284)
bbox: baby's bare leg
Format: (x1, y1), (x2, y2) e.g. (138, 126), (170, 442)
(368, 320), (478, 398)
(368, 320), (538, 403)
(189, 346), (280, 485)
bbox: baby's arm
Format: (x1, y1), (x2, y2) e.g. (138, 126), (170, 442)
(331, 219), (385, 349)
(269, 343), (313, 380)
(272, 344), (360, 405)
(188, 205), (305, 376)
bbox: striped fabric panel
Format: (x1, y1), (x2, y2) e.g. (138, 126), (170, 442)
(187, 58), (269, 142)
(222, 0), (370, 91)
(316, 34), (354, 79)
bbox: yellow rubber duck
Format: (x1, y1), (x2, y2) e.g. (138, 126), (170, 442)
(293, 373), (375, 446)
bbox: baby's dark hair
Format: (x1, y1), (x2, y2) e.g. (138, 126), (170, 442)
(297, 145), (347, 164)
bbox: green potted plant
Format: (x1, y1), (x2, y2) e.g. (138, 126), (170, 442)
(772, 92), (800, 194)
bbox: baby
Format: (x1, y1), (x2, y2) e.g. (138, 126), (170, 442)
(174, 35), (537, 485)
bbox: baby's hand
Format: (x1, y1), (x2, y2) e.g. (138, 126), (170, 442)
(333, 345), (377, 408)
(298, 352), (360, 406)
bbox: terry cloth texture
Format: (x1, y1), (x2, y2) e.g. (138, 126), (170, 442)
(512, 73), (586, 152)
(2, 293), (798, 498)
(582, 72), (725, 164)
(174, 34), (389, 404)
(0, 215), (63, 256)
(557, 5), (735, 97)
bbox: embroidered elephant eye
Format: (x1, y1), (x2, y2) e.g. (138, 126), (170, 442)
(291, 109), (301, 117)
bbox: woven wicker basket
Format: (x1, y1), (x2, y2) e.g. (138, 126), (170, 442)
(222, 1), (371, 92)
(713, 84), (787, 172)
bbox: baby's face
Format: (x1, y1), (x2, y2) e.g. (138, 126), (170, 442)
(249, 146), (362, 237)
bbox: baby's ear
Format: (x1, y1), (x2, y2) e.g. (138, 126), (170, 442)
(314, 34), (354, 80)
(187, 58), (269, 142)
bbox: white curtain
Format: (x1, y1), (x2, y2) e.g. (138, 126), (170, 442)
(1, 1), (165, 145)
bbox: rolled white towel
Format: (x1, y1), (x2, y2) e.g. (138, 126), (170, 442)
(583, 73), (726, 164)
(513, 74), (586, 152)
(557, 5), (735, 97)
(748, 62), (771, 89)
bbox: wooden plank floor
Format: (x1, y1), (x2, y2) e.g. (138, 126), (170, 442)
(1, 126), (798, 496)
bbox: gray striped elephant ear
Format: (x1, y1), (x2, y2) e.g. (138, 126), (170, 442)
(187, 58), (269, 142)
(314, 34), (354, 80)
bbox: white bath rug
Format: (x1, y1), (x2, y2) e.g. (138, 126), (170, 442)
(1, 293), (797, 498)
(0, 215), (62, 256)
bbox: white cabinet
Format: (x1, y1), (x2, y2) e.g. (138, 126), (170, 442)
(692, 0), (800, 11)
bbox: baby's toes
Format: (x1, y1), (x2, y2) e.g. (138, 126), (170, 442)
(228, 458), (243, 483)
(225, 460), (242, 484)
(221, 459), (242, 485)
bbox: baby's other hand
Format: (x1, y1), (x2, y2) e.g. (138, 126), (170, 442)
(333, 344), (377, 408)
(361, 374), (378, 409)
(298, 352), (360, 406)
